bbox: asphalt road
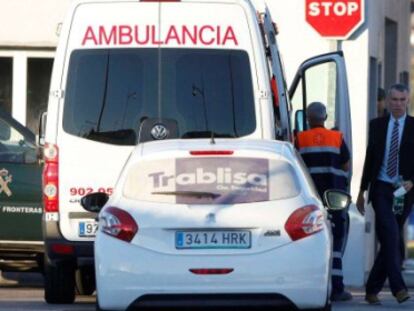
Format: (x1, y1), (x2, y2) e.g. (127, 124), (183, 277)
(1, 272), (414, 311)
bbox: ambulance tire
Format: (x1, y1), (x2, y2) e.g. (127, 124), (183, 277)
(44, 259), (75, 304)
(75, 266), (96, 295)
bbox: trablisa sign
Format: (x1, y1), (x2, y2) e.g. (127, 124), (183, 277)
(305, 0), (365, 39)
(123, 158), (301, 205)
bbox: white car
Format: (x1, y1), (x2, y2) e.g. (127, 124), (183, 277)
(81, 139), (350, 311)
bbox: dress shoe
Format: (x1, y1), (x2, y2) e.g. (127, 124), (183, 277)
(331, 290), (353, 301)
(395, 290), (410, 304)
(365, 293), (381, 305)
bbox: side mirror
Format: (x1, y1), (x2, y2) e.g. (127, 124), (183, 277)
(323, 190), (351, 211)
(38, 111), (47, 147)
(0, 118), (11, 141)
(294, 109), (305, 132)
(80, 192), (109, 213)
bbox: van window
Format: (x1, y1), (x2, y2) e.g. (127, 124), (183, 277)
(63, 49), (256, 145)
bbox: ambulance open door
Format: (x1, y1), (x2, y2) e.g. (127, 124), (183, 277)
(288, 51), (353, 184)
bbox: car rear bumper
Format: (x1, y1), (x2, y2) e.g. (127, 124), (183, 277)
(96, 232), (331, 310)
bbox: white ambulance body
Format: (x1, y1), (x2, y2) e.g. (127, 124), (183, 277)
(41, 0), (351, 305)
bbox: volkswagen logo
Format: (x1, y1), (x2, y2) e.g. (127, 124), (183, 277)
(151, 124), (169, 140)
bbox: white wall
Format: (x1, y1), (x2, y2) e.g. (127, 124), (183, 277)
(0, 0), (71, 47)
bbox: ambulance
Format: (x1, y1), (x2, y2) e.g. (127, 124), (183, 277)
(40, 0), (352, 304)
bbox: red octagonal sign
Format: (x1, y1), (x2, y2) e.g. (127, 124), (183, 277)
(306, 0), (365, 39)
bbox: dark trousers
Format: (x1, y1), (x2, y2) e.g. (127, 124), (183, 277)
(366, 180), (413, 296)
(330, 209), (349, 294)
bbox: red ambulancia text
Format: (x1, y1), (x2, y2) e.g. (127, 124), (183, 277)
(82, 25), (239, 46)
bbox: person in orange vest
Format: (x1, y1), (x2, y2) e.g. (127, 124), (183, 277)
(296, 101), (352, 302)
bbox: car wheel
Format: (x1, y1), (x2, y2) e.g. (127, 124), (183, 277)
(75, 266), (96, 295)
(44, 259), (75, 304)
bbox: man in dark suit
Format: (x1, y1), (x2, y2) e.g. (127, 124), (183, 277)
(356, 83), (414, 304)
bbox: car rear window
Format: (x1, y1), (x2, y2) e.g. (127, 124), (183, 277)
(63, 48), (256, 145)
(123, 157), (301, 204)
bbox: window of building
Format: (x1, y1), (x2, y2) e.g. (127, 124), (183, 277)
(27, 58), (53, 134)
(0, 58), (13, 114)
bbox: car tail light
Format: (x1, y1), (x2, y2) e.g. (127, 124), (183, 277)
(284, 205), (324, 241)
(100, 207), (138, 242)
(43, 143), (59, 212)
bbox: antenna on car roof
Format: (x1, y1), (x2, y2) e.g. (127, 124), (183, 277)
(210, 131), (215, 145)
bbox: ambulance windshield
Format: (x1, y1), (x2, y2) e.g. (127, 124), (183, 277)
(63, 48), (256, 145)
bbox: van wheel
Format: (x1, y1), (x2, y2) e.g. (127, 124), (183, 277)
(44, 260), (75, 304)
(76, 266), (96, 295)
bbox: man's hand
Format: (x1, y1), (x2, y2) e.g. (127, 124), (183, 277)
(356, 191), (366, 216)
(402, 180), (413, 192)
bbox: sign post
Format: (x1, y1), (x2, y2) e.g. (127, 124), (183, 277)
(305, 0), (365, 40)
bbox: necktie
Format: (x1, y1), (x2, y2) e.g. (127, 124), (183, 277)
(386, 120), (399, 178)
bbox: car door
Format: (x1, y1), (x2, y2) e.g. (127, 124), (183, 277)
(0, 108), (42, 242)
(288, 51), (352, 185)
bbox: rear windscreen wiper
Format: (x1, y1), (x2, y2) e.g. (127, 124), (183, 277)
(182, 131), (236, 138)
(84, 129), (137, 145)
(152, 191), (220, 199)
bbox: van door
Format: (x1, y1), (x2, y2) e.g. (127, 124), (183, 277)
(0, 109), (42, 242)
(289, 51), (352, 182)
(262, 6), (292, 142)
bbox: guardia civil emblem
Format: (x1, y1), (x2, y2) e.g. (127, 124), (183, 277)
(0, 169), (12, 197)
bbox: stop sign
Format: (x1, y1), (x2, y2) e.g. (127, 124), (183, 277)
(305, 0), (365, 39)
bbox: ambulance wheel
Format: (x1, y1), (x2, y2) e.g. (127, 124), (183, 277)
(76, 266), (96, 295)
(44, 259), (75, 304)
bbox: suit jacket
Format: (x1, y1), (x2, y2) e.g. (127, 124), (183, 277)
(360, 115), (414, 201)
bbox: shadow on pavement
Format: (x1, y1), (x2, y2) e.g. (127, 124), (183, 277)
(0, 271), (44, 288)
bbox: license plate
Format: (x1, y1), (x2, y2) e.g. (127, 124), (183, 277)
(79, 220), (98, 237)
(175, 230), (251, 249)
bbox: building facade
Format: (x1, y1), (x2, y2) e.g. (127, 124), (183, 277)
(0, 0), (70, 133)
